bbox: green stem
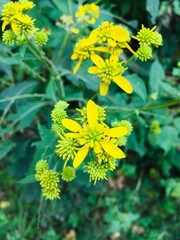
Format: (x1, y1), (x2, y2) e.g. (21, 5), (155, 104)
(139, 99), (180, 111)
(107, 99), (180, 113)
(26, 39), (65, 99)
(0, 93), (45, 103)
(37, 195), (43, 231)
(56, 32), (70, 64)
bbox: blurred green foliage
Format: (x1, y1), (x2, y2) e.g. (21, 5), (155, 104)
(0, 0), (180, 239)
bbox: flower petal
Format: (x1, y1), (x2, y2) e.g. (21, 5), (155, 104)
(87, 100), (98, 126)
(100, 82), (109, 96)
(109, 126), (128, 137)
(88, 66), (99, 74)
(91, 54), (105, 67)
(73, 59), (83, 74)
(73, 146), (89, 168)
(107, 38), (116, 47)
(113, 75), (133, 94)
(65, 133), (80, 138)
(101, 142), (126, 159)
(62, 119), (82, 132)
(110, 54), (119, 63)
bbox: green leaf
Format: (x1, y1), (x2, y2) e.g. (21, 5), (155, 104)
(173, 0), (180, 16)
(45, 79), (58, 102)
(30, 123), (57, 173)
(126, 74), (147, 101)
(160, 81), (179, 99)
(0, 53), (22, 65)
(0, 140), (16, 159)
(7, 101), (47, 132)
(146, 0), (160, 24)
(156, 126), (180, 154)
(149, 59), (165, 93)
(18, 175), (36, 185)
(171, 182), (180, 198)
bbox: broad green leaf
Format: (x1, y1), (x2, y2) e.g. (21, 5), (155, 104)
(149, 59), (165, 93)
(146, 0), (160, 24)
(18, 175), (36, 185)
(126, 74), (147, 101)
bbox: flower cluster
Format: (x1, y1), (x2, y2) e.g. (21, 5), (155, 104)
(56, 3), (99, 34)
(133, 25), (163, 61)
(71, 21), (162, 96)
(53, 100), (132, 184)
(35, 160), (60, 200)
(1, 0), (48, 46)
(75, 3), (99, 24)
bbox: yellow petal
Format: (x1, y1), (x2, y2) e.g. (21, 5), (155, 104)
(101, 142), (126, 159)
(73, 146), (89, 168)
(2, 21), (8, 32)
(94, 46), (109, 52)
(65, 133), (80, 138)
(100, 82), (109, 96)
(73, 59), (83, 74)
(111, 26), (130, 42)
(91, 54), (105, 67)
(87, 100), (98, 126)
(109, 127), (128, 137)
(107, 38), (117, 47)
(113, 75), (133, 94)
(88, 66), (99, 74)
(110, 54), (119, 63)
(62, 119), (82, 132)
(11, 22), (20, 36)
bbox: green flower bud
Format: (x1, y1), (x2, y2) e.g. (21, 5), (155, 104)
(84, 162), (108, 184)
(61, 166), (76, 182)
(35, 159), (48, 181)
(40, 169), (60, 200)
(34, 31), (48, 46)
(51, 101), (69, 133)
(151, 32), (163, 47)
(136, 45), (152, 62)
(150, 120), (161, 134)
(2, 30), (16, 45)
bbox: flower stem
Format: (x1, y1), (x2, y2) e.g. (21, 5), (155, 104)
(55, 32), (70, 64)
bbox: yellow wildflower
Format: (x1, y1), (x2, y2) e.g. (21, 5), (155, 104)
(62, 100), (128, 168)
(75, 3), (99, 24)
(1, 0), (35, 36)
(71, 36), (96, 74)
(88, 54), (133, 96)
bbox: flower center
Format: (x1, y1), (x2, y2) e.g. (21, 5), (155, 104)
(78, 123), (108, 148)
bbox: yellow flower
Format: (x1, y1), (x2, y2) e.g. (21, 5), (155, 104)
(1, 1), (21, 33)
(75, 3), (99, 24)
(88, 54), (133, 96)
(62, 100), (128, 168)
(1, 1), (35, 36)
(71, 36), (96, 74)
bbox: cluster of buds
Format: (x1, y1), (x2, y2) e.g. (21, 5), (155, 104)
(50, 100), (132, 188)
(1, 0), (48, 46)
